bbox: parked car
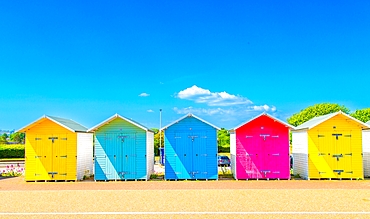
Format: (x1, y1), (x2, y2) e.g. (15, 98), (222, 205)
(217, 155), (231, 166)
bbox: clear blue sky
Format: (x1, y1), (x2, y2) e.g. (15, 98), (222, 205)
(1, 1), (370, 130)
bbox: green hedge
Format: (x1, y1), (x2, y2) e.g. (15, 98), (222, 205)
(218, 146), (230, 153)
(0, 144), (25, 159)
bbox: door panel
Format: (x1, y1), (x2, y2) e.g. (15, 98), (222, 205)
(259, 126), (273, 178)
(314, 132), (332, 178)
(175, 132), (191, 179)
(237, 127), (263, 179)
(54, 134), (68, 180)
(104, 133), (116, 180)
(121, 133), (137, 180)
(35, 135), (49, 180)
(332, 131), (353, 178)
(192, 132), (207, 179)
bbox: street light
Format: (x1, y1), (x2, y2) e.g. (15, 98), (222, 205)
(159, 109), (162, 148)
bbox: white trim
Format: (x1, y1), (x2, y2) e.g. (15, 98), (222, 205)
(17, 115), (77, 133)
(230, 112), (294, 131)
(294, 111), (370, 131)
(88, 114), (152, 132)
(160, 113), (220, 131)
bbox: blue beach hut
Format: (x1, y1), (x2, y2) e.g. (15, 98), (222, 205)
(161, 114), (220, 180)
(88, 114), (154, 181)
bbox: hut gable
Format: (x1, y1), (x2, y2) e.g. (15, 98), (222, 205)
(18, 115), (88, 133)
(161, 113), (220, 131)
(295, 111), (370, 131)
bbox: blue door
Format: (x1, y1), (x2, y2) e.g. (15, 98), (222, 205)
(173, 132), (209, 179)
(120, 133), (137, 179)
(175, 132), (192, 179)
(97, 133), (137, 180)
(104, 133), (120, 180)
(191, 132), (208, 179)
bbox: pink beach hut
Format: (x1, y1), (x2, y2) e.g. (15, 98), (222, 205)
(230, 113), (294, 180)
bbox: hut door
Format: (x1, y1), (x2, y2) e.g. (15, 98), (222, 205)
(237, 128), (261, 179)
(34, 135), (50, 180)
(46, 135), (59, 180)
(53, 134), (68, 181)
(260, 126), (273, 179)
(331, 131), (345, 177)
(175, 132), (191, 179)
(192, 132), (207, 179)
(121, 133), (137, 180)
(268, 130), (282, 179)
(332, 131), (352, 177)
(104, 133), (117, 180)
(316, 132), (331, 178)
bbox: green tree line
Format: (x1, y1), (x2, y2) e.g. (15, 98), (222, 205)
(287, 103), (370, 126)
(0, 132), (25, 144)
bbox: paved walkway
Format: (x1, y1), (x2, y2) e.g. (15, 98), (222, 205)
(1, 177), (370, 218)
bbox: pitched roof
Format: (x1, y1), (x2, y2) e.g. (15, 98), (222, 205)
(17, 115), (88, 133)
(87, 114), (154, 133)
(230, 112), (294, 131)
(160, 113), (221, 131)
(294, 111), (370, 131)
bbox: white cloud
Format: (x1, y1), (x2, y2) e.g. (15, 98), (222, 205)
(176, 85), (252, 106)
(174, 86), (278, 127)
(173, 105), (279, 129)
(139, 93), (150, 97)
(173, 107), (235, 116)
(174, 104), (277, 116)
(147, 109), (154, 113)
(252, 105), (277, 112)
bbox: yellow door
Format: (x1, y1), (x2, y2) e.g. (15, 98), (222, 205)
(331, 131), (353, 178)
(53, 134), (68, 180)
(314, 131), (334, 178)
(44, 135), (58, 180)
(34, 134), (52, 180)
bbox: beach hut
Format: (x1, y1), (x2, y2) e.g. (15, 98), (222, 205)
(161, 114), (220, 180)
(292, 111), (369, 180)
(18, 115), (93, 181)
(88, 114), (154, 181)
(362, 121), (370, 177)
(230, 113), (294, 180)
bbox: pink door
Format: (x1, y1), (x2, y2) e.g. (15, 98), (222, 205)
(236, 126), (262, 179)
(260, 122), (290, 179)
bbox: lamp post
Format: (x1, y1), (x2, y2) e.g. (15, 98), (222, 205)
(159, 109), (162, 165)
(159, 109), (162, 148)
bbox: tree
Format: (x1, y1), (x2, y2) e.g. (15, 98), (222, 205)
(0, 133), (8, 144)
(217, 128), (230, 147)
(10, 132), (25, 144)
(217, 128), (230, 153)
(350, 108), (370, 123)
(152, 128), (164, 156)
(287, 103), (350, 127)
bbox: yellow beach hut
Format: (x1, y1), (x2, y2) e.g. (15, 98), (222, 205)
(292, 111), (370, 180)
(18, 115), (93, 182)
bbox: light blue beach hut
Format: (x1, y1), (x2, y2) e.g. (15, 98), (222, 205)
(88, 114), (154, 181)
(161, 114), (220, 180)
